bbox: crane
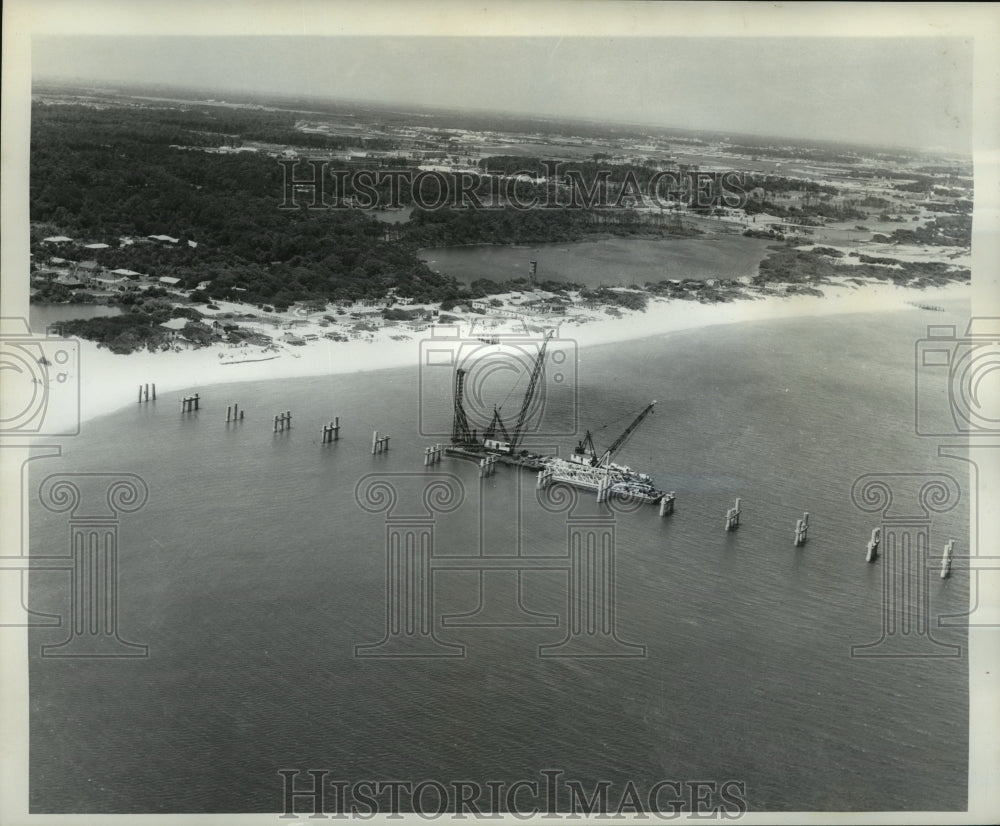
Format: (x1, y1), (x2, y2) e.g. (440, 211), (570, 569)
(482, 405), (510, 443)
(478, 330), (553, 454)
(452, 368), (474, 445)
(573, 401), (657, 468)
(509, 330), (553, 451)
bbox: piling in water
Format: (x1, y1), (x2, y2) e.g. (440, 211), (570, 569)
(596, 473), (612, 503)
(322, 418), (341, 444)
(940, 539), (954, 579)
(478, 454), (497, 478)
(659, 492), (676, 517)
(537, 467), (553, 490)
(323, 416), (340, 444)
(274, 411), (292, 433)
(725, 498), (742, 532)
(865, 527), (880, 562)
(372, 430), (390, 454)
(794, 512), (809, 547)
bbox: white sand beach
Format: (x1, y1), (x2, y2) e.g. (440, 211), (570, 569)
(50, 280), (970, 430)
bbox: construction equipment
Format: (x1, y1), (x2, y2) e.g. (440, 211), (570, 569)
(452, 368), (474, 445)
(508, 331), (553, 452)
(482, 406), (510, 443)
(573, 401), (657, 469)
(470, 331), (553, 454)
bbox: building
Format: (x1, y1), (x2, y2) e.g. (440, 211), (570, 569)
(159, 317), (190, 340)
(93, 274), (130, 290)
(73, 260), (102, 282)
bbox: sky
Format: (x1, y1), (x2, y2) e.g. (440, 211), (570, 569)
(32, 35), (974, 153)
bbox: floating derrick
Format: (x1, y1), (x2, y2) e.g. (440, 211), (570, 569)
(424, 444), (443, 465)
(793, 512), (809, 547)
(181, 393), (200, 413)
(372, 430), (390, 454)
(225, 403), (245, 423)
(725, 498), (742, 532)
(322, 417), (341, 443)
(446, 335), (667, 508)
(658, 492), (676, 517)
(940, 539), (954, 579)
(865, 527), (880, 562)
(273, 411), (292, 432)
(138, 383), (156, 403)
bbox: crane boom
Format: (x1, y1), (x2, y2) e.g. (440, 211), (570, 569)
(509, 331), (553, 450)
(452, 368), (472, 444)
(596, 401), (656, 467)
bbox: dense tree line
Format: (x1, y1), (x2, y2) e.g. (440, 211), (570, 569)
(31, 103), (461, 307)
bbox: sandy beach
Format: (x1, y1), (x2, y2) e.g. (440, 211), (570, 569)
(54, 280), (970, 429)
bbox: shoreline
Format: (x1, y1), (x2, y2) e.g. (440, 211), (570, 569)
(57, 280), (969, 430)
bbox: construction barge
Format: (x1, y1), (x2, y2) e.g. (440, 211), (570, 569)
(445, 445), (547, 471)
(445, 332), (674, 507)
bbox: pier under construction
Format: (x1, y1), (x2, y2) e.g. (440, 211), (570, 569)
(445, 331), (672, 505)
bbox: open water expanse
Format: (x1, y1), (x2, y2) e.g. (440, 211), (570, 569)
(29, 298), (970, 813)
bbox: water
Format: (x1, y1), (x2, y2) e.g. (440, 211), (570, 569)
(28, 303), (969, 813)
(29, 303), (122, 329)
(372, 206), (416, 224)
(417, 236), (774, 288)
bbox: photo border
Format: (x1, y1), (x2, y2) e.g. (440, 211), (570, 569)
(2, 2), (998, 824)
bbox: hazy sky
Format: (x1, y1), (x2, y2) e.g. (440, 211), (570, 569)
(32, 36), (973, 152)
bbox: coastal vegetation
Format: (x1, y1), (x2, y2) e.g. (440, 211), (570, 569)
(755, 245), (969, 288)
(30, 92), (971, 356)
(61, 303), (183, 354)
(31, 103), (701, 309)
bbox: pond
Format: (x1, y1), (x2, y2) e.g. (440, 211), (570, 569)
(417, 235), (774, 288)
(29, 303), (123, 332)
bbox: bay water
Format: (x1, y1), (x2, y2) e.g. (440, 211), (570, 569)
(29, 300), (970, 813)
